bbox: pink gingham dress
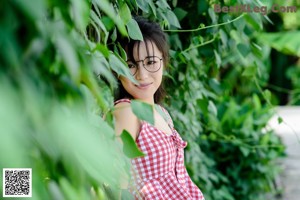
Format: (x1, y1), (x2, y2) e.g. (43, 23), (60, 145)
(115, 99), (205, 200)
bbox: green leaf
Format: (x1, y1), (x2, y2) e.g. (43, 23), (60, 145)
(240, 146), (251, 157)
(119, 3), (131, 25)
(70, 0), (89, 31)
(213, 50), (221, 68)
(126, 18), (143, 41)
(252, 94), (261, 110)
(237, 43), (250, 58)
(136, 0), (149, 13)
(108, 54), (137, 84)
(208, 101), (218, 117)
(242, 66), (257, 77)
(148, 0), (157, 17)
(117, 43), (128, 61)
(55, 36), (80, 82)
(131, 100), (154, 125)
(277, 117), (283, 124)
(120, 130), (145, 158)
(156, 0), (170, 9)
(93, 0), (127, 36)
(92, 44), (110, 57)
(258, 31), (300, 56)
(197, 98), (208, 115)
(13, 0), (46, 20)
(263, 89), (272, 101)
(173, 8), (187, 21)
(165, 10), (181, 28)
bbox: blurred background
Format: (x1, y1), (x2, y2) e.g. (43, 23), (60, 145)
(0, 0), (299, 199)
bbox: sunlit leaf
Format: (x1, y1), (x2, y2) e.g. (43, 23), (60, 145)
(120, 130), (145, 158)
(208, 101), (218, 117)
(131, 100), (154, 125)
(70, 0), (89, 31)
(119, 3), (132, 24)
(258, 31), (300, 56)
(126, 18), (143, 41)
(136, 0), (149, 13)
(93, 0), (127, 36)
(108, 54), (137, 84)
(165, 10), (181, 28)
(242, 66), (257, 77)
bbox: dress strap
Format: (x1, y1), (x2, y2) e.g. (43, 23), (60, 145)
(114, 98), (131, 105)
(156, 105), (174, 129)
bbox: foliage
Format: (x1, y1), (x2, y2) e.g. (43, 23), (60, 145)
(0, 0), (129, 199)
(0, 0), (293, 199)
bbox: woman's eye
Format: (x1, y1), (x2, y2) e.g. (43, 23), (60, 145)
(146, 61), (155, 65)
(127, 64), (136, 68)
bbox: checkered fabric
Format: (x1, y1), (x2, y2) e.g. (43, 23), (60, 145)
(115, 99), (204, 200)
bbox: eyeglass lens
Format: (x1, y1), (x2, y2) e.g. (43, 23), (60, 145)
(127, 56), (162, 75)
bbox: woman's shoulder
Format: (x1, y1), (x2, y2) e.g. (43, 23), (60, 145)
(113, 98), (140, 139)
(113, 98), (133, 118)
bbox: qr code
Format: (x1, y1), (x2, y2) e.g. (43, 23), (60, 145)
(3, 168), (32, 197)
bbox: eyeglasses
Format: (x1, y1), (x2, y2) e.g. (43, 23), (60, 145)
(127, 56), (162, 75)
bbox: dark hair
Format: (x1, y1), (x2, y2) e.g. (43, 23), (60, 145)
(115, 16), (169, 104)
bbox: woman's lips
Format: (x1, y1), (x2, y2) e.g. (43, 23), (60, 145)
(135, 83), (152, 89)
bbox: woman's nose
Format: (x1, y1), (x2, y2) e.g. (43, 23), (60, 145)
(135, 63), (149, 80)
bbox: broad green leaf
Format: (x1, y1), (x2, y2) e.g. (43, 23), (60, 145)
(213, 50), (221, 68)
(208, 101), (217, 117)
(244, 13), (263, 31)
(59, 178), (78, 200)
(92, 44), (110, 57)
(120, 130), (145, 158)
(237, 43), (250, 58)
(219, 29), (228, 48)
(258, 31), (300, 56)
(252, 94), (261, 110)
(240, 146), (251, 157)
(148, 0), (157, 17)
(208, 8), (217, 23)
(197, 98), (208, 115)
(93, 0), (127, 36)
(131, 100), (154, 125)
(126, 19), (143, 41)
(119, 3), (132, 25)
(90, 10), (108, 32)
(108, 54), (137, 84)
(209, 78), (222, 95)
(263, 89), (272, 101)
(173, 7), (187, 21)
(242, 66), (257, 77)
(165, 10), (181, 28)
(117, 43), (128, 61)
(55, 36), (80, 82)
(136, 0), (149, 13)
(156, 0), (170, 9)
(13, 0), (46, 20)
(70, 0), (89, 31)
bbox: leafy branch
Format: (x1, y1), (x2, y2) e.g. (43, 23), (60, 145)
(164, 14), (245, 33)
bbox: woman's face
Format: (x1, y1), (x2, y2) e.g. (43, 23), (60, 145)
(119, 40), (163, 104)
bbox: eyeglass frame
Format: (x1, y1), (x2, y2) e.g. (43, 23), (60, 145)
(126, 56), (163, 76)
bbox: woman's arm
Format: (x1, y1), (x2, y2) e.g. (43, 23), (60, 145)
(113, 101), (140, 193)
(113, 101), (140, 140)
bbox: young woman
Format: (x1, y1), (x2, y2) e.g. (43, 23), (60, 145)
(114, 16), (205, 200)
